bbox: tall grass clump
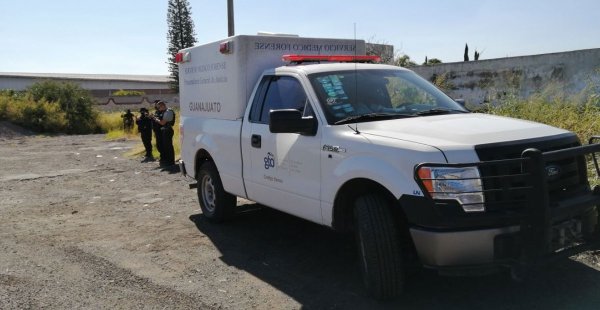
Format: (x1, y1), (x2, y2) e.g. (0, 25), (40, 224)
(487, 85), (600, 142)
(99, 111), (136, 139)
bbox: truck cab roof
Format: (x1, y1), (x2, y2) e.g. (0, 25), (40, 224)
(272, 63), (409, 75)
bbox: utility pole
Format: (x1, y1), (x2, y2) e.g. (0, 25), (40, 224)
(227, 0), (234, 37)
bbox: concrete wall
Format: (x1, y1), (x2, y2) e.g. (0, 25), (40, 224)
(0, 73), (175, 107)
(95, 95), (180, 112)
(411, 48), (600, 105)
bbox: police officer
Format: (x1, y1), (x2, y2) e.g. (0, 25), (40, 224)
(136, 107), (154, 162)
(122, 109), (134, 133)
(153, 101), (176, 169)
(152, 100), (164, 163)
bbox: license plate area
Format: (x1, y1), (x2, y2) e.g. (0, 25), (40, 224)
(551, 219), (583, 252)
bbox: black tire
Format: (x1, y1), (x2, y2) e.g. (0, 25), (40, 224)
(354, 194), (404, 300)
(583, 206), (600, 241)
(591, 206), (600, 239)
(197, 161), (236, 222)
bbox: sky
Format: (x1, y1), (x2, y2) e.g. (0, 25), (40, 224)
(1, 0), (599, 75)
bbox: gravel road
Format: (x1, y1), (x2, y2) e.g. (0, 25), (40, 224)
(1, 130), (600, 309)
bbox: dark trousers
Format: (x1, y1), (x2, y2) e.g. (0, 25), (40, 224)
(141, 131), (153, 157)
(153, 128), (163, 160)
(161, 127), (175, 165)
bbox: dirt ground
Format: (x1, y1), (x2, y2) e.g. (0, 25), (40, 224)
(1, 125), (600, 309)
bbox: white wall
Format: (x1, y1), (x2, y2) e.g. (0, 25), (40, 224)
(411, 48), (600, 105)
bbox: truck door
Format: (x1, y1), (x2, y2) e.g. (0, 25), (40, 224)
(241, 75), (323, 224)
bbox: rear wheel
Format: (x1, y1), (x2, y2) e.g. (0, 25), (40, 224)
(197, 161), (236, 222)
(354, 194), (404, 300)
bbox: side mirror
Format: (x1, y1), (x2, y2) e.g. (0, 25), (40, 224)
(269, 109), (317, 136)
(454, 98), (466, 107)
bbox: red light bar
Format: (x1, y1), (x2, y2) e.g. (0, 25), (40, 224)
(282, 54), (381, 63)
(175, 52), (191, 63)
(220, 41), (233, 54)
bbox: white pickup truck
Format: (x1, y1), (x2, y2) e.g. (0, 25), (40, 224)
(177, 34), (600, 299)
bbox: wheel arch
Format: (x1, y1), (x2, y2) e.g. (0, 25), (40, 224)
(194, 148), (214, 179)
(332, 177), (421, 273)
(332, 178), (409, 233)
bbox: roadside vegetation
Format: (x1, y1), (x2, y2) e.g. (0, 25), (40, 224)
(2, 79), (597, 163)
(484, 85), (600, 143)
(0, 81), (101, 134)
(0, 81), (178, 157)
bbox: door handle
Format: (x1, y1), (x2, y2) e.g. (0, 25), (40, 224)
(251, 134), (261, 148)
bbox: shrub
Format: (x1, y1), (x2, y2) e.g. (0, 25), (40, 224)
(27, 81), (99, 134)
(112, 89), (146, 96)
(0, 95), (9, 120)
(17, 98), (68, 132)
(0, 94), (67, 132)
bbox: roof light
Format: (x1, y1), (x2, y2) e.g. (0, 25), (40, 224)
(175, 52), (191, 63)
(220, 41), (233, 54)
(282, 54), (381, 63)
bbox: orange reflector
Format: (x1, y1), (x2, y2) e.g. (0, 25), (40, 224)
(417, 167), (433, 194)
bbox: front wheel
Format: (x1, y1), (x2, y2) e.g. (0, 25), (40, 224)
(197, 161), (236, 222)
(354, 194), (404, 300)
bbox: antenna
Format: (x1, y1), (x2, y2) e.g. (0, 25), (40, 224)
(352, 23), (360, 134)
(354, 23), (357, 58)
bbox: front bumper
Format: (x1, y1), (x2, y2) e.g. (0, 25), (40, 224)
(408, 139), (600, 271)
(410, 205), (598, 269)
(410, 225), (520, 267)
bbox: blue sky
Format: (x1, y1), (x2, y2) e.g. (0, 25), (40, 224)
(1, 0), (599, 75)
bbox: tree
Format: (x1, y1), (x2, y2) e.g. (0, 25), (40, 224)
(167, 0), (197, 92)
(394, 55), (417, 67)
(474, 50), (480, 61)
(464, 43), (469, 61)
(423, 57), (442, 66)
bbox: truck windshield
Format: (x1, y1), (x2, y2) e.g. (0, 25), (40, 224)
(308, 69), (468, 125)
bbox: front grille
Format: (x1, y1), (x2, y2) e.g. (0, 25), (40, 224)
(475, 134), (589, 211)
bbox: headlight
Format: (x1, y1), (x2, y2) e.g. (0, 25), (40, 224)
(417, 166), (485, 212)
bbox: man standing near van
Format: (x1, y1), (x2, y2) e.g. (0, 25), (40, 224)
(152, 100), (164, 162)
(154, 101), (176, 169)
(136, 107), (154, 162)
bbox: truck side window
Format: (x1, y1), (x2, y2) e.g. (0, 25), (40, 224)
(259, 76), (311, 124)
(249, 76), (270, 122)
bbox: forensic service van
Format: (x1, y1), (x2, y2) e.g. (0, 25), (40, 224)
(177, 34), (600, 299)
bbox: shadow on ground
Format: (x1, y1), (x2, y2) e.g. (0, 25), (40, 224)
(190, 206), (600, 309)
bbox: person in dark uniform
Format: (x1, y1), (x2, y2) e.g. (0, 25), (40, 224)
(153, 100), (176, 169)
(152, 100), (164, 162)
(136, 107), (154, 162)
(122, 109), (134, 133)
